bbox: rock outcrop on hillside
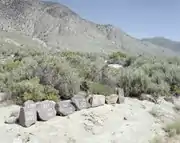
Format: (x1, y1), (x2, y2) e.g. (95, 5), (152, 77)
(0, 0), (178, 56)
(1, 97), (180, 143)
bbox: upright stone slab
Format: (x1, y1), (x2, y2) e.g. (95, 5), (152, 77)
(18, 100), (37, 127)
(36, 100), (56, 121)
(140, 93), (156, 103)
(89, 95), (105, 107)
(55, 100), (75, 116)
(105, 94), (118, 104)
(71, 95), (88, 110)
(116, 88), (125, 104)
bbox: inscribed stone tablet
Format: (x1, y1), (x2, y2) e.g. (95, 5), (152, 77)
(71, 95), (88, 110)
(19, 101), (37, 127)
(36, 100), (56, 121)
(55, 100), (75, 116)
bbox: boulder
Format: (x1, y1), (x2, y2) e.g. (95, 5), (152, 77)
(55, 100), (75, 116)
(139, 94), (157, 103)
(116, 88), (125, 104)
(164, 96), (175, 104)
(71, 95), (88, 110)
(0, 92), (11, 102)
(5, 116), (17, 124)
(18, 100), (37, 127)
(5, 110), (20, 124)
(89, 95), (105, 107)
(105, 94), (118, 104)
(115, 88), (124, 96)
(36, 100), (56, 121)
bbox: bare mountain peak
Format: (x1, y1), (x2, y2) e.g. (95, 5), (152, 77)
(0, 0), (178, 56)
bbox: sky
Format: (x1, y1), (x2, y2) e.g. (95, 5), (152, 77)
(50, 0), (180, 41)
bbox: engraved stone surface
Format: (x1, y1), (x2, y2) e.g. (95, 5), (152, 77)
(55, 100), (75, 116)
(89, 95), (105, 107)
(105, 94), (118, 104)
(36, 100), (56, 121)
(18, 100), (37, 127)
(71, 95), (88, 110)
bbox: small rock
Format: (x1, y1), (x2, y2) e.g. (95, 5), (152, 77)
(18, 100), (37, 127)
(105, 94), (118, 104)
(139, 93), (157, 103)
(71, 95), (88, 110)
(115, 88), (124, 96)
(124, 117), (127, 120)
(36, 100), (56, 121)
(55, 100), (75, 116)
(164, 96), (175, 104)
(117, 95), (125, 104)
(10, 110), (20, 118)
(89, 95), (105, 107)
(5, 116), (17, 124)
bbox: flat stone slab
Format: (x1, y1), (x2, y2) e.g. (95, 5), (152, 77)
(89, 95), (105, 107)
(18, 100), (37, 127)
(36, 100), (56, 121)
(71, 95), (88, 110)
(105, 94), (118, 104)
(55, 100), (75, 116)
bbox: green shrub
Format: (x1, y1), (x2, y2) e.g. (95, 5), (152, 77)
(11, 77), (45, 104)
(164, 120), (180, 137)
(3, 60), (22, 71)
(109, 51), (127, 60)
(88, 82), (115, 96)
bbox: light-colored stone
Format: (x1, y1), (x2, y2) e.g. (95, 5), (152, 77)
(105, 94), (118, 104)
(89, 95), (105, 107)
(117, 95), (125, 104)
(55, 100), (75, 116)
(19, 100), (37, 127)
(115, 88), (125, 104)
(71, 95), (88, 110)
(5, 116), (17, 124)
(36, 100), (56, 121)
(0, 92), (11, 102)
(140, 94), (157, 103)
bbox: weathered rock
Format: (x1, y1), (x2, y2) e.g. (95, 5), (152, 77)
(174, 99), (180, 111)
(77, 91), (88, 97)
(115, 88), (124, 96)
(5, 116), (17, 124)
(55, 100), (75, 116)
(116, 88), (125, 104)
(18, 100), (37, 127)
(139, 94), (157, 103)
(105, 94), (118, 104)
(36, 100), (56, 121)
(89, 95), (105, 107)
(0, 92), (11, 102)
(71, 95), (88, 110)
(164, 96), (175, 104)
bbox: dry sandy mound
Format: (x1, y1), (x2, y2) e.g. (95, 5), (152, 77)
(0, 97), (178, 143)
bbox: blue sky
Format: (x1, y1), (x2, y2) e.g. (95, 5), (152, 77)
(50, 0), (180, 41)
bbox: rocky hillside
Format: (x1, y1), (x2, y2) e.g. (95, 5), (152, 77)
(1, 96), (180, 143)
(142, 37), (180, 52)
(0, 0), (178, 56)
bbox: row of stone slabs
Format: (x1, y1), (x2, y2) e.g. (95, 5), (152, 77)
(18, 94), (124, 127)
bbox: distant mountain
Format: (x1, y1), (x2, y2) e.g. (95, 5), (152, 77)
(142, 37), (180, 52)
(0, 0), (178, 56)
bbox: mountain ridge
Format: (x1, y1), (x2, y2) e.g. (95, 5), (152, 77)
(142, 37), (180, 52)
(0, 0), (178, 56)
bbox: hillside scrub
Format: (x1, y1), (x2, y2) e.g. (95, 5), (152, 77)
(0, 46), (180, 104)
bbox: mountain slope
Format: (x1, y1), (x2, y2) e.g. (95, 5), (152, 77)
(142, 37), (180, 52)
(0, 0), (178, 56)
